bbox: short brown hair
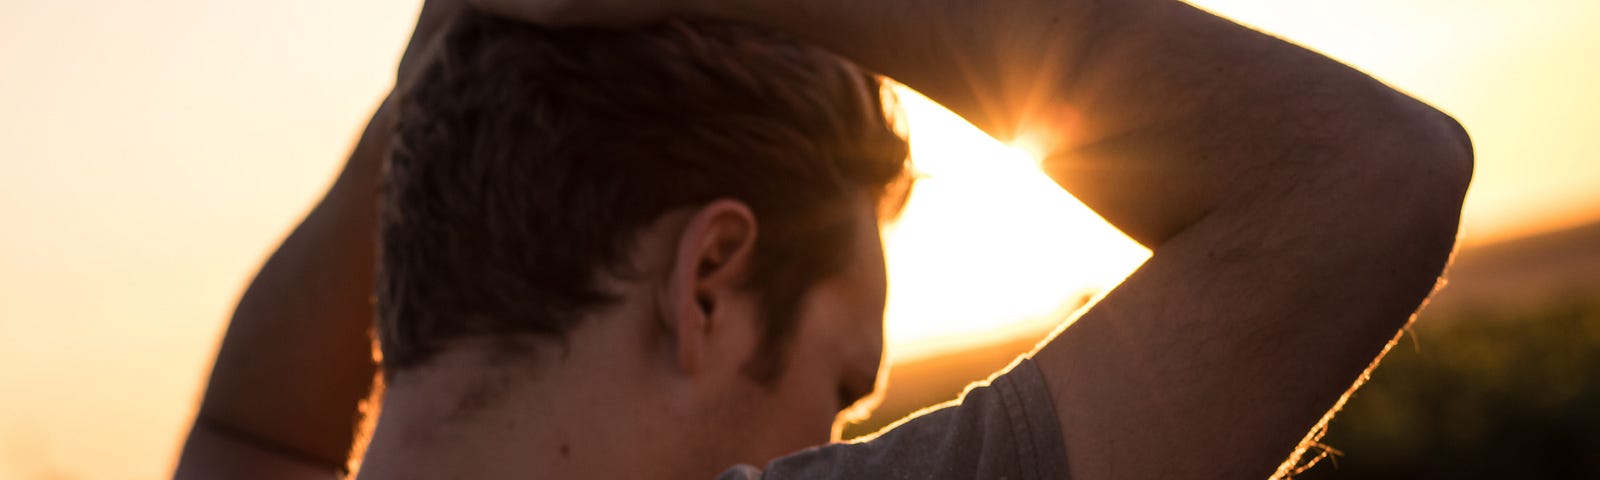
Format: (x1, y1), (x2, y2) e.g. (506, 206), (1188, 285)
(377, 11), (909, 382)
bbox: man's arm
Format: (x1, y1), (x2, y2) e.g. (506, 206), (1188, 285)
(474, 0), (1471, 478)
(174, 96), (389, 480)
(174, 2), (464, 478)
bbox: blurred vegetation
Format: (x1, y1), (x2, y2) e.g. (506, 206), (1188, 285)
(1299, 296), (1600, 478)
(849, 295), (1600, 478)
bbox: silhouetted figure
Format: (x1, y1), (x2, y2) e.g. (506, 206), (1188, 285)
(176, 0), (1472, 478)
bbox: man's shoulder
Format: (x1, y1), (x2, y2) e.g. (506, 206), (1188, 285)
(723, 358), (1069, 480)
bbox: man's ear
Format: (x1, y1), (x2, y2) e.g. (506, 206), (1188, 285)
(658, 199), (759, 376)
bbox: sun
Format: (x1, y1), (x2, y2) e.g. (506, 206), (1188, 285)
(879, 85), (1150, 362)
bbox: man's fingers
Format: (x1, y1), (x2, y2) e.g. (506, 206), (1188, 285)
(466, 0), (678, 27)
(467, 0), (576, 24)
(398, 1), (471, 85)
(413, 0), (469, 39)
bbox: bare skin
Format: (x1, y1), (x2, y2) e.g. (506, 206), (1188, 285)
(177, 0), (1472, 478)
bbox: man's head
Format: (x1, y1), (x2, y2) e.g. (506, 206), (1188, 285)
(373, 10), (908, 472)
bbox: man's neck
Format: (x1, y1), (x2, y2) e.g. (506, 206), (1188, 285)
(353, 341), (695, 479)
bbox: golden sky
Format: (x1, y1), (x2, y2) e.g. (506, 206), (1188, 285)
(0, 1), (1595, 478)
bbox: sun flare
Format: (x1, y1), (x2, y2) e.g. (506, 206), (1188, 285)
(880, 86), (1150, 362)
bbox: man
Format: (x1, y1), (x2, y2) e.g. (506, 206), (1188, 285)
(176, 0), (1473, 478)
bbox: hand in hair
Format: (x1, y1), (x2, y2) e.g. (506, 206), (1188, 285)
(399, 0), (470, 88)
(468, 0), (695, 27)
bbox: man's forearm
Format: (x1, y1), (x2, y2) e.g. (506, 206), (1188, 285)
(716, 0), (1467, 246)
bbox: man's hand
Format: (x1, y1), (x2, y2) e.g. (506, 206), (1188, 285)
(400, 0), (470, 86)
(468, 0), (691, 27)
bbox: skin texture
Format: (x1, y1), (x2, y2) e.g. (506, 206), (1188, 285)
(177, 0), (1473, 478)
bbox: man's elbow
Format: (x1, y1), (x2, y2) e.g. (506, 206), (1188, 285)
(1404, 105), (1473, 235)
(1362, 102), (1475, 277)
(1411, 106), (1475, 206)
(1338, 80), (1475, 202)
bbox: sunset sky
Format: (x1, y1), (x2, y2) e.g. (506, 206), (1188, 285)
(1, 1), (1596, 478)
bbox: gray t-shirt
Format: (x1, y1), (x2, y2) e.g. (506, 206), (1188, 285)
(718, 358), (1070, 479)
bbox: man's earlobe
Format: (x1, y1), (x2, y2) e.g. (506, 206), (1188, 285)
(660, 199), (758, 377)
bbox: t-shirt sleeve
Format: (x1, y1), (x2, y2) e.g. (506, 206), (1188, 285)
(717, 358), (1070, 480)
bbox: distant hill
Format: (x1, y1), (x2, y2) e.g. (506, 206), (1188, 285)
(1426, 221), (1600, 316)
(842, 220), (1600, 439)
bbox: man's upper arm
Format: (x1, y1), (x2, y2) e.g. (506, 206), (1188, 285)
(1031, 111), (1473, 479)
